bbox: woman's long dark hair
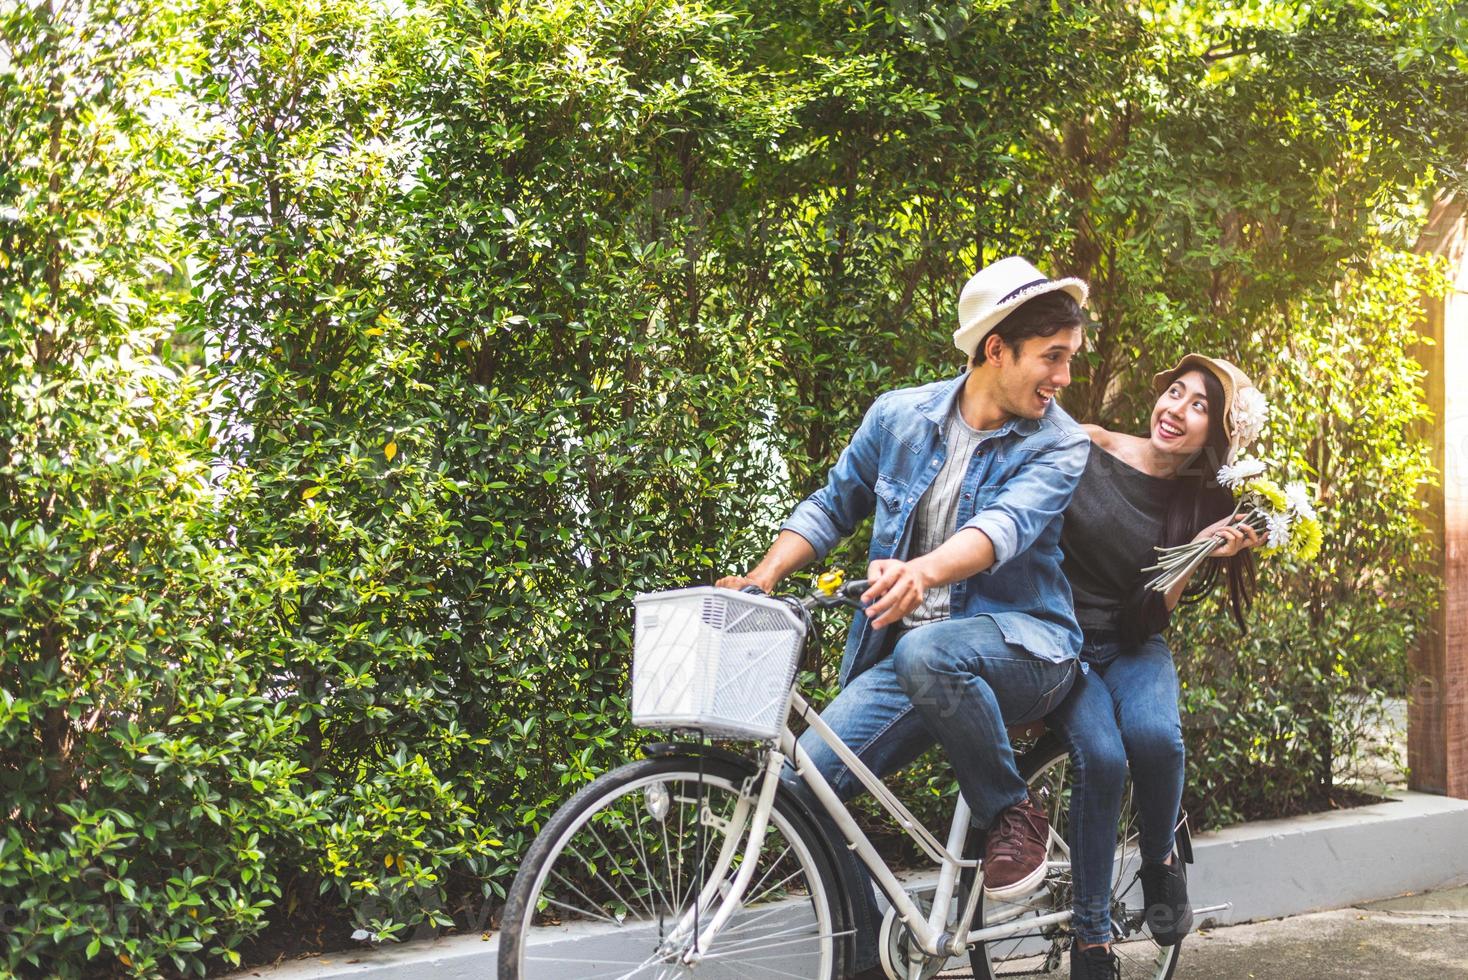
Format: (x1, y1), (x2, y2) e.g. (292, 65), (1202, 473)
(1160, 367), (1257, 630)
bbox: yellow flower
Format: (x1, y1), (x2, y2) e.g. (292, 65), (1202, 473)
(1244, 478), (1287, 511)
(1291, 516), (1323, 561)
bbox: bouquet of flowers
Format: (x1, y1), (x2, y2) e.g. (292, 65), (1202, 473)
(1142, 455), (1324, 593)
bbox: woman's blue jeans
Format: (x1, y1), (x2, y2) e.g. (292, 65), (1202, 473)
(1048, 632), (1186, 946)
(783, 616), (1077, 971)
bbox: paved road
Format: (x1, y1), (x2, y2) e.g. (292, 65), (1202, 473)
(1172, 886), (1468, 978)
(932, 886), (1468, 980)
(241, 885), (1468, 979)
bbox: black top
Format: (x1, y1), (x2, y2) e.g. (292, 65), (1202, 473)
(1060, 445), (1173, 635)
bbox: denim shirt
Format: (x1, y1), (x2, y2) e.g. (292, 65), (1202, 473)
(781, 372), (1090, 687)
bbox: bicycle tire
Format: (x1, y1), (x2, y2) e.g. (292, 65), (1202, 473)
(496, 753), (847, 980)
(970, 737), (1181, 980)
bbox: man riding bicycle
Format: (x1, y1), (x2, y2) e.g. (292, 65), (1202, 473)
(718, 255), (1093, 979)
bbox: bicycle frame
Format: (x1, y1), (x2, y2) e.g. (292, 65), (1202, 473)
(679, 684), (1073, 967)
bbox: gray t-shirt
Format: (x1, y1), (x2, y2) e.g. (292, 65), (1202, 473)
(902, 400), (1001, 627)
(1059, 446), (1172, 634)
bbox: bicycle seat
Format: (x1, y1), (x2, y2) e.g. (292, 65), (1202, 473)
(1006, 720), (1047, 741)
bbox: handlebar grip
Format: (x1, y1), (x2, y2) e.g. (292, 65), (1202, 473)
(739, 583), (768, 596)
(842, 579), (870, 599)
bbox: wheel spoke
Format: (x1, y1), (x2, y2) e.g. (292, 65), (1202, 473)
(522, 953), (655, 966)
(743, 841), (792, 897)
(1112, 936), (1162, 973)
(1113, 782), (1140, 902)
(548, 867), (625, 925)
(695, 923), (852, 957)
(502, 761), (836, 980)
(540, 893), (625, 927)
(611, 948), (674, 980)
(585, 822), (660, 921)
(614, 809), (675, 918)
(567, 842), (650, 922)
(700, 957), (822, 980)
(711, 902), (798, 940)
(743, 868), (806, 910)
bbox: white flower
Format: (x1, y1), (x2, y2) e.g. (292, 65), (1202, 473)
(1217, 456), (1266, 490)
(1264, 509), (1292, 550)
(1284, 481), (1317, 520)
(1230, 387), (1269, 446)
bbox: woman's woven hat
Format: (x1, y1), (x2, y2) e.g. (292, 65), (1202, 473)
(1153, 353), (1266, 462)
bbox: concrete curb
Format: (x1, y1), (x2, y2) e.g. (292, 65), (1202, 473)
(232, 790), (1468, 979)
(1187, 789), (1468, 927)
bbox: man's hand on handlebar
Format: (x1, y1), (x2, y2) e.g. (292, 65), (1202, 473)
(715, 574), (770, 594)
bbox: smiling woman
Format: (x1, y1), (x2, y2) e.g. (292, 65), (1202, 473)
(1151, 373), (1211, 448)
(1048, 355), (1266, 975)
(1079, 358), (1259, 630)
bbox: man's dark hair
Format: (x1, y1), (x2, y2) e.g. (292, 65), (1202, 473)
(970, 290), (1085, 366)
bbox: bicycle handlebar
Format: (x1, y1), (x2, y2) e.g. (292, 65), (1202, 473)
(809, 578), (868, 609)
(737, 577), (868, 610)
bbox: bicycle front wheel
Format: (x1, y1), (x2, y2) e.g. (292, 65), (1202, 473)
(496, 753), (846, 980)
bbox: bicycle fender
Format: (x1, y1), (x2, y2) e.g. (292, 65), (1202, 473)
(640, 740), (763, 772)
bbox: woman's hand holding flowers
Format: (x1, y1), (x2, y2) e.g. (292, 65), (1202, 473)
(1193, 512), (1265, 558)
(1143, 455), (1323, 594)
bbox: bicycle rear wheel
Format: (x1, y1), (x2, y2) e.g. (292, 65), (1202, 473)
(496, 753), (846, 980)
(972, 739), (1180, 980)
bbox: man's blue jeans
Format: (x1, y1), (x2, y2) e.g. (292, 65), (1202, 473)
(1048, 632), (1185, 946)
(783, 616), (1077, 971)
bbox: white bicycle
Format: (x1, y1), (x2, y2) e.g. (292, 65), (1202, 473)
(497, 574), (1217, 979)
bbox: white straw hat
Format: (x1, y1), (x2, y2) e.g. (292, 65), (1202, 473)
(953, 256), (1089, 358)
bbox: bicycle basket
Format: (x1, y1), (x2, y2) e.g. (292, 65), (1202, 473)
(632, 586), (807, 740)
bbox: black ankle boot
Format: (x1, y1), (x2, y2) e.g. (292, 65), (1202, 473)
(1139, 857), (1194, 946)
(1069, 942), (1120, 980)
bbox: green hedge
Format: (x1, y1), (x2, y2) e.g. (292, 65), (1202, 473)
(2, 0), (1465, 975)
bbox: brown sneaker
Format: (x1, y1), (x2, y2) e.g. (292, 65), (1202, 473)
(982, 793), (1050, 901)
